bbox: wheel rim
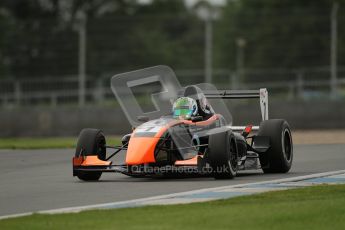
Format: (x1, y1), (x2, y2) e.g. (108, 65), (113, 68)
(282, 128), (292, 161)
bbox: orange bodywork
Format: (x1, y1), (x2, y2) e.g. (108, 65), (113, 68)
(125, 119), (179, 165)
(125, 137), (160, 165)
(73, 155), (111, 166)
(174, 155), (199, 166)
(125, 115), (220, 165)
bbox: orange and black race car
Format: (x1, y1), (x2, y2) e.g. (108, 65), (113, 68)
(72, 66), (293, 181)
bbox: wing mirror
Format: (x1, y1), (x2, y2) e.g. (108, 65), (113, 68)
(121, 134), (131, 145)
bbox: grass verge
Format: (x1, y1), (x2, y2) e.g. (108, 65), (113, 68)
(1, 184), (345, 230)
(0, 136), (121, 149)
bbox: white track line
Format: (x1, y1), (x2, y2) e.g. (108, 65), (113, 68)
(1, 169), (345, 220)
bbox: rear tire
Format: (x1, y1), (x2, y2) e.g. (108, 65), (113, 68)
(208, 127), (238, 179)
(257, 119), (293, 173)
(75, 128), (106, 181)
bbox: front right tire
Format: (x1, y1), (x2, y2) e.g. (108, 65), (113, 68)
(208, 127), (238, 179)
(75, 128), (106, 181)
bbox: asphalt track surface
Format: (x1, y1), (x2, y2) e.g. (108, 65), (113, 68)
(1, 144), (345, 216)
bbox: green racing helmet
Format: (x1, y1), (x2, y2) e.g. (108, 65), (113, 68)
(172, 97), (198, 120)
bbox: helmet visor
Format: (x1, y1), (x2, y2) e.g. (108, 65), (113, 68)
(173, 107), (192, 119)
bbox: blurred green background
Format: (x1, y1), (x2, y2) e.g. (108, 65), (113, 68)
(0, 0), (344, 137)
(1, 0), (345, 76)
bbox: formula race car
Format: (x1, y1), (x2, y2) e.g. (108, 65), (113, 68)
(73, 66), (293, 181)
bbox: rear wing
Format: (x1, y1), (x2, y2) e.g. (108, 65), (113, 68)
(204, 88), (269, 122)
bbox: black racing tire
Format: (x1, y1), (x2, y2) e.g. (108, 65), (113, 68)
(75, 128), (106, 181)
(257, 119), (293, 173)
(208, 127), (238, 179)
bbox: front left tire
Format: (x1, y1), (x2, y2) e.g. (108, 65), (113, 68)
(208, 127), (238, 179)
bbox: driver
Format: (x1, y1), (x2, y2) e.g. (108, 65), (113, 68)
(172, 97), (198, 120)
(172, 94), (214, 121)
